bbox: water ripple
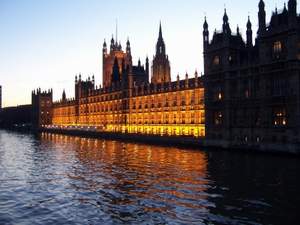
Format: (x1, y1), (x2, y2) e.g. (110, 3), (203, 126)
(0, 130), (299, 224)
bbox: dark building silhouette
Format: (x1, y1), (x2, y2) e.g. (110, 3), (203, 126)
(0, 105), (31, 128)
(0, 85), (2, 110)
(203, 0), (300, 151)
(31, 88), (53, 129)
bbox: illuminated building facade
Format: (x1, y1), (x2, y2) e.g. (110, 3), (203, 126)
(35, 24), (205, 137)
(204, 0), (300, 149)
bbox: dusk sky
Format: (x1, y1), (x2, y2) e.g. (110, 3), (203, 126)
(0, 0), (293, 107)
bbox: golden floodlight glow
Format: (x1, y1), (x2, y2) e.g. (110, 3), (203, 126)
(51, 84), (205, 138)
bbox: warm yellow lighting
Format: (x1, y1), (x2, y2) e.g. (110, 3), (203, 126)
(50, 86), (205, 137)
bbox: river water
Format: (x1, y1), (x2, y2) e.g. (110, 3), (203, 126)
(0, 130), (299, 225)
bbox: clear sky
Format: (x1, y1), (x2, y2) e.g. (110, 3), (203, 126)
(0, 0), (294, 107)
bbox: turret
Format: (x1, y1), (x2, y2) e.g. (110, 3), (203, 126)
(222, 9), (231, 35)
(103, 39), (107, 54)
(110, 35), (115, 52)
(203, 17), (209, 50)
(258, 0), (266, 35)
(246, 16), (253, 47)
(145, 56), (149, 81)
(62, 89), (66, 102)
(126, 38), (131, 54)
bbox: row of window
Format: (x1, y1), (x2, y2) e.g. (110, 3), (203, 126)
(211, 41), (284, 67)
(213, 108), (287, 127)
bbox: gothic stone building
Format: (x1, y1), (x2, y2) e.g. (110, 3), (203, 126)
(33, 25), (205, 137)
(203, 0), (300, 151)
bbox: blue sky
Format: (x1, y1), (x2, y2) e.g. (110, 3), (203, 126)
(0, 0), (293, 106)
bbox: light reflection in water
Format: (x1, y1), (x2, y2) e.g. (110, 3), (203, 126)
(39, 132), (211, 223)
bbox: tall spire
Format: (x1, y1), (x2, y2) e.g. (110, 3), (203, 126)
(152, 21), (170, 84)
(159, 21), (163, 40)
(156, 22), (166, 55)
(116, 19), (118, 43)
(203, 16), (209, 50)
(246, 16), (253, 47)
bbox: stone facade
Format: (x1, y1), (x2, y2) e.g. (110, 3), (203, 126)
(203, 0), (300, 152)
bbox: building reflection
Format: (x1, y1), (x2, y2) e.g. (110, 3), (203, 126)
(40, 133), (210, 216)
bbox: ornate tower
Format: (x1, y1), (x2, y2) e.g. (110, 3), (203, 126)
(151, 22), (171, 84)
(102, 36), (132, 88)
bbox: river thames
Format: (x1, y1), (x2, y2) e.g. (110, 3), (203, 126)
(0, 130), (299, 225)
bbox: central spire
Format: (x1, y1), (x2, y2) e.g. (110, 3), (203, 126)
(152, 21), (171, 84)
(156, 22), (165, 55)
(159, 21), (163, 40)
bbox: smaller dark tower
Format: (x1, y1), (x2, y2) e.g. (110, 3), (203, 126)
(222, 9), (231, 35)
(103, 39), (107, 55)
(203, 17), (209, 50)
(110, 36), (115, 52)
(62, 89), (66, 102)
(246, 16), (253, 47)
(126, 38), (131, 54)
(145, 56), (149, 82)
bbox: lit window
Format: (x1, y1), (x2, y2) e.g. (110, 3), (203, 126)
(218, 92), (223, 100)
(274, 108), (287, 126)
(213, 56), (220, 65)
(273, 41), (282, 54)
(214, 111), (223, 125)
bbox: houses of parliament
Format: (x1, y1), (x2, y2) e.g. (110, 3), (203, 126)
(33, 0), (300, 151)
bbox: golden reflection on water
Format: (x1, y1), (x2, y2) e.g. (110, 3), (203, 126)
(40, 133), (210, 214)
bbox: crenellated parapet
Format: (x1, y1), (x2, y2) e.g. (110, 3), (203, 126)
(132, 72), (203, 97)
(31, 88), (53, 128)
